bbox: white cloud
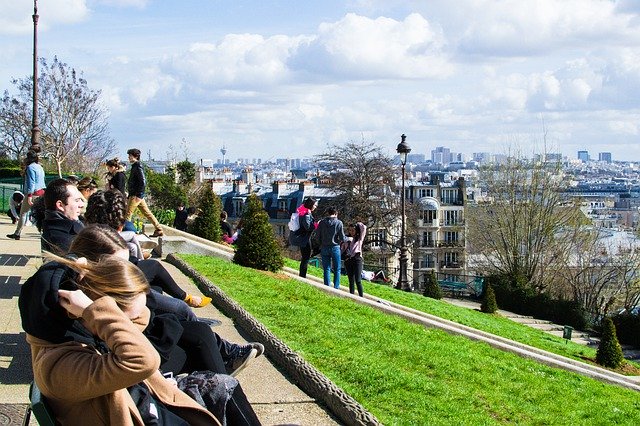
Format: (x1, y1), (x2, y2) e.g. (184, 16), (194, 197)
(292, 13), (454, 79)
(0, 0), (89, 34)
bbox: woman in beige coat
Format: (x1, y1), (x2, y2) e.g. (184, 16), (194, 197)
(20, 254), (222, 426)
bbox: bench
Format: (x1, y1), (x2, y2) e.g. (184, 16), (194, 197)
(439, 280), (468, 298)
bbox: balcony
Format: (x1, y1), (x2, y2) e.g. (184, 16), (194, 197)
(437, 240), (465, 248)
(441, 220), (465, 227)
(440, 261), (462, 269)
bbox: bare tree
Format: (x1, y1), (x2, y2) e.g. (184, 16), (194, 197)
(0, 57), (114, 174)
(555, 228), (640, 321)
(314, 140), (398, 229)
(467, 154), (582, 292)
(0, 90), (32, 159)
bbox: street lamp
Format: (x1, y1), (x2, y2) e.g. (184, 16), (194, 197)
(396, 134), (411, 291)
(31, 0), (41, 151)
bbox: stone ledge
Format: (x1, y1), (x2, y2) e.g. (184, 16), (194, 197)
(166, 254), (381, 426)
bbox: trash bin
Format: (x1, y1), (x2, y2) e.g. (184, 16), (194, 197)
(562, 325), (573, 340)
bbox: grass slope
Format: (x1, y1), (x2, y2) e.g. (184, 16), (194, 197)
(182, 254), (640, 425)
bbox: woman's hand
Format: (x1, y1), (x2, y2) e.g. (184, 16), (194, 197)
(58, 289), (93, 318)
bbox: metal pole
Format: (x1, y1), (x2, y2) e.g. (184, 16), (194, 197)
(31, 0), (41, 151)
(397, 161), (410, 291)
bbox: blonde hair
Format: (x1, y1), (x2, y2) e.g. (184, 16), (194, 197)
(46, 252), (149, 310)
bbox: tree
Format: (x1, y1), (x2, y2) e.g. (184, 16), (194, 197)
(146, 166), (187, 210)
(176, 159), (198, 203)
(481, 283), (498, 314)
(0, 91), (31, 160)
(466, 154), (582, 293)
(0, 56), (114, 175)
(314, 141), (400, 229)
(423, 270), (442, 299)
(190, 185), (222, 242)
(596, 317), (624, 369)
(555, 227), (640, 324)
(233, 193), (284, 272)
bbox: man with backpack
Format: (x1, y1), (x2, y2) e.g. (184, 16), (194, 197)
(288, 197), (318, 278)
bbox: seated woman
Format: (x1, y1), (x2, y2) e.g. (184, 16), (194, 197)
(85, 189), (211, 308)
(69, 225), (264, 380)
(19, 254), (223, 425)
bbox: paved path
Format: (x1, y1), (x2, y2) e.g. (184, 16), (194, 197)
(0, 217), (339, 425)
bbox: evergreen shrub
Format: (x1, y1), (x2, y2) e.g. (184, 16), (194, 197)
(423, 270), (442, 299)
(480, 283), (498, 313)
(596, 317), (624, 369)
(190, 186), (222, 242)
(233, 193), (284, 272)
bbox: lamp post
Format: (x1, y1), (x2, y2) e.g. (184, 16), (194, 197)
(31, 0), (41, 151)
(396, 134), (411, 291)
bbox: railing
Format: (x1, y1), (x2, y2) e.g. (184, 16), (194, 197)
(440, 261), (462, 269)
(436, 240), (465, 248)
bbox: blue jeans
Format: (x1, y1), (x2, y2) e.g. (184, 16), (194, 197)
(321, 245), (341, 288)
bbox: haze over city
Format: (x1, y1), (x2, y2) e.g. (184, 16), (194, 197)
(2, 0), (640, 161)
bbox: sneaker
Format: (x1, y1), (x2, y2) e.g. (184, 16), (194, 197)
(184, 294), (212, 308)
(250, 342), (265, 357)
(6, 233), (20, 240)
(226, 346), (258, 377)
(150, 229), (164, 238)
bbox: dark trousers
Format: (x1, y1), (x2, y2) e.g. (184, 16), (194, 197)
(167, 321), (261, 426)
(345, 255), (364, 297)
(137, 259), (187, 300)
(299, 244), (311, 278)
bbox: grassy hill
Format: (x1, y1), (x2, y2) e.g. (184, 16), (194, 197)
(180, 254), (640, 425)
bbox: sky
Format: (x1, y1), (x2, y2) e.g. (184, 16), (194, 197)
(1, 0), (640, 163)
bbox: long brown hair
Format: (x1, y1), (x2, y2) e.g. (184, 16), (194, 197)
(46, 253), (149, 310)
(69, 224), (128, 261)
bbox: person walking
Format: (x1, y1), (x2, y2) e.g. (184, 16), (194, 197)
(7, 150), (45, 240)
(125, 148), (164, 237)
(104, 157), (127, 195)
(316, 206), (346, 288)
(343, 222), (367, 296)
(289, 197), (318, 278)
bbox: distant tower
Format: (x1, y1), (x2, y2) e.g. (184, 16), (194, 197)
(220, 144), (227, 165)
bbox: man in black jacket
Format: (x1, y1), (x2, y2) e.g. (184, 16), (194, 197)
(125, 148), (163, 237)
(41, 178), (85, 254)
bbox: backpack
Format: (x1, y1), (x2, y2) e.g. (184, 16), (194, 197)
(288, 212), (300, 232)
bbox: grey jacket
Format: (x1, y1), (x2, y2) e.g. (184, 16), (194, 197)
(317, 216), (346, 248)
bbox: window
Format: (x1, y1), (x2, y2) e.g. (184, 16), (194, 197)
(422, 231), (435, 247)
(278, 199), (288, 211)
(421, 210), (437, 223)
(232, 199), (244, 217)
(368, 229), (386, 248)
(444, 252), (459, 266)
(444, 231), (458, 243)
(423, 254), (435, 268)
(418, 188), (434, 198)
(441, 189), (457, 204)
(444, 210), (461, 225)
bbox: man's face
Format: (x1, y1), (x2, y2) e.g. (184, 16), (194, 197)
(128, 153), (136, 163)
(58, 185), (85, 221)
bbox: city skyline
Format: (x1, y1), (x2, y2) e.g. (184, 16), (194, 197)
(2, 1), (640, 161)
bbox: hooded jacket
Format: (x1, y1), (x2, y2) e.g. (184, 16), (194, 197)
(19, 262), (220, 426)
(316, 215), (346, 248)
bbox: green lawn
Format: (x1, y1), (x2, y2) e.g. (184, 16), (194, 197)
(180, 254), (640, 425)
